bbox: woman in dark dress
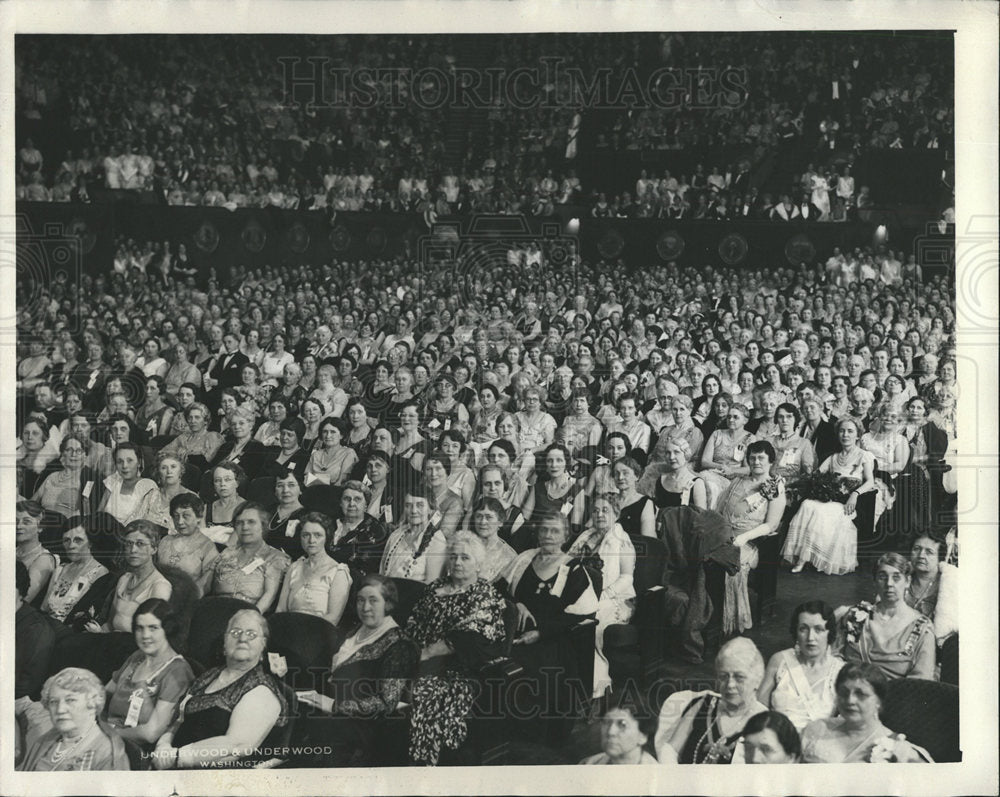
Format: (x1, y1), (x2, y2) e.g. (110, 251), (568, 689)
(613, 456), (655, 538)
(152, 609), (289, 769)
(654, 637), (767, 764)
(500, 514), (600, 745)
(650, 437), (703, 510)
(297, 574), (418, 766)
(405, 533), (507, 764)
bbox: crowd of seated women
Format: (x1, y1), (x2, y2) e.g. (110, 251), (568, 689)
(13, 230), (959, 768)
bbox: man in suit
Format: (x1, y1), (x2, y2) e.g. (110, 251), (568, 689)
(204, 332), (249, 409)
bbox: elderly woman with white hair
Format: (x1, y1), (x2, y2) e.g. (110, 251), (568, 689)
(404, 531), (508, 764)
(654, 637), (768, 764)
(17, 667), (130, 771)
(152, 608), (289, 769)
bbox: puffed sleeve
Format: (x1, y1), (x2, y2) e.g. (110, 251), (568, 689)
(157, 659), (196, 704)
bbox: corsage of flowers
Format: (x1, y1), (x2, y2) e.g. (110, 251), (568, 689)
(843, 600), (875, 645)
(868, 733), (908, 763)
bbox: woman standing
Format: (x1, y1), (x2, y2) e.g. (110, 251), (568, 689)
(757, 602), (844, 731)
(568, 493), (636, 695)
(783, 418), (875, 574)
(275, 512), (352, 625)
(711, 441), (786, 634)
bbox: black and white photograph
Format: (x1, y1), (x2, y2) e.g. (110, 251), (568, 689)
(1, 2), (996, 795)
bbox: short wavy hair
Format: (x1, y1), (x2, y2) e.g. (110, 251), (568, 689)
(41, 667), (105, 713)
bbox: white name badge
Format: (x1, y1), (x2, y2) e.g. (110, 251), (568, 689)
(267, 652), (288, 677)
(733, 444), (746, 462)
(124, 690), (144, 727)
(362, 474), (373, 488)
(428, 419), (441, 429)
(780, 448), (798, 468)
(146, 420), (158, 434)
(383, 505), (393, 524)
(561, 500), (573, 516)
(241, 557), (265, 575)
(401, 448), (414, 459)
(285, 518), (299, 538)
(82, 480), (94, 499)
(87, 370), (99, 390)
(444, 418), (452, 430)
(430, 511), (442, 527)
(680, 488), (691, 506)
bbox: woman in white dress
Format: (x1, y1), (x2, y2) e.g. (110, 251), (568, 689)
(567, 493), (636, 696)
(782, 418), (875, 575)
(757, 601), (844, 731)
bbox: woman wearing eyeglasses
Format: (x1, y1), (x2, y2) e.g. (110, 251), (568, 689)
(85, 520), (172, 633)
(152, 609), (289, 770)
(207, 503), (290, 613)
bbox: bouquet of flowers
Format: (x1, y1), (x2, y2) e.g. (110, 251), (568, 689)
(785, 470), (860, 504)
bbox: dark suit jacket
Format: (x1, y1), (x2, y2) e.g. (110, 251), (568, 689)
(803, 420), (839, 464)
(209, 350), (250, 389)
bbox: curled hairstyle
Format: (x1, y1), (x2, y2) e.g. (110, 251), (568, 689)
(789, 600), (837, 645)
(132, 597), (183, 649)
(41, 667), (105, 713)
